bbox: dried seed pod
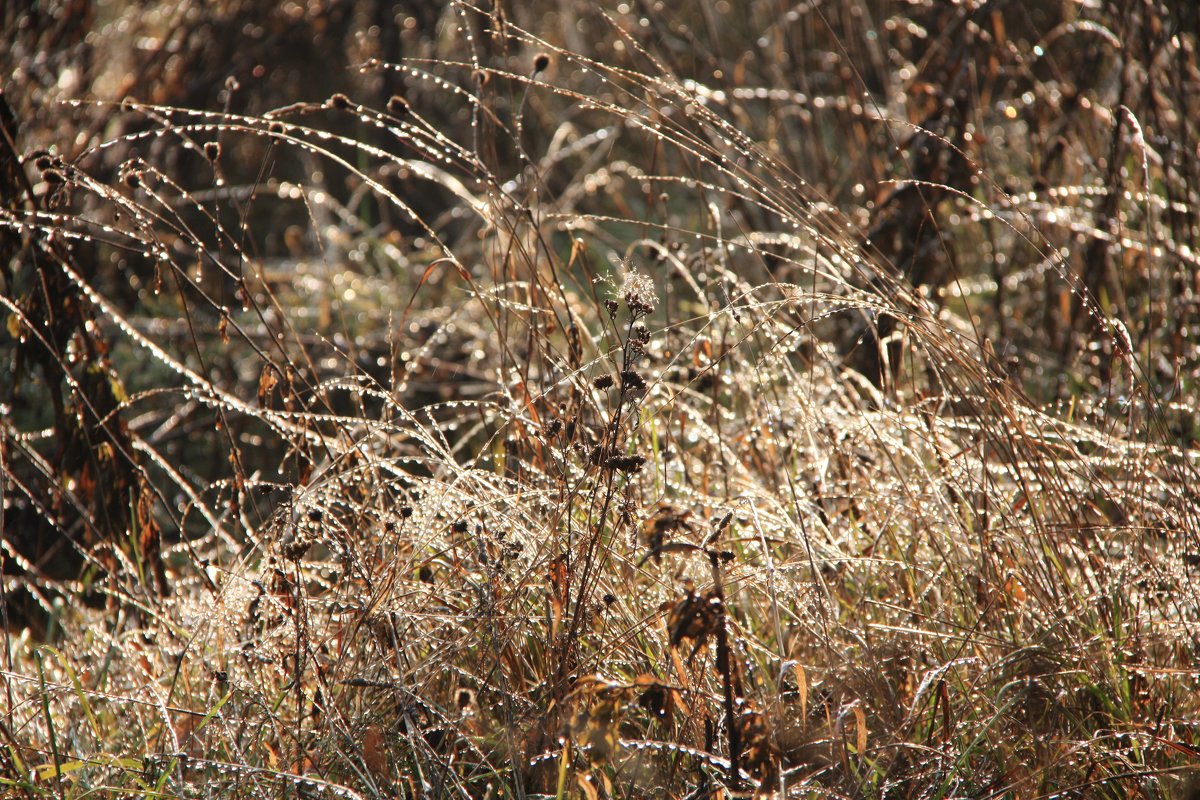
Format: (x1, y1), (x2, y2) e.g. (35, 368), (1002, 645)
(387, 95), (409, 115)
(620, 370), (646, 393)
(328, 93), (352, 110)
(533, 53), (551, 73)
(593, 374), (614, 390)
(203, 141), (221, 161)
(280, 531), (311, 561)
(603, 454), (646, 473)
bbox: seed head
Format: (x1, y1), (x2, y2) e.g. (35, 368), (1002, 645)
(620, 370), (647, 393)
(621, 271), (657, 314)
(603, 454), (646, 473)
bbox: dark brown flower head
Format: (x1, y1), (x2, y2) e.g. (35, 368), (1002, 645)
(620, 370), (646, 393)
(603, 454), (646, 473)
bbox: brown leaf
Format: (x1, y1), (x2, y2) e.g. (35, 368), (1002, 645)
(362, 724), (387, 778)
(852, 705), (867, 756)
(793, 663), (808, 724)
(576, 773), (600, 800)
(739, 708), (779, 782)
(667, 585), (721, 656)
(257, 364), (279, 407)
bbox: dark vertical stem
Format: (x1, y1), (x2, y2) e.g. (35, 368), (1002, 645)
(708, 549), (741, 788)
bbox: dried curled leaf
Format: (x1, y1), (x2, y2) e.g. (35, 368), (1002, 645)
(667, 584), (721, 659)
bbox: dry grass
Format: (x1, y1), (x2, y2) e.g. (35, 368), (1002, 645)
(2, 1), (1199, 798)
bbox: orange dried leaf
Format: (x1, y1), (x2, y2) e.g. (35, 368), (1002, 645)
(852, 705), (867, 755)
(362, 724), (387, 777)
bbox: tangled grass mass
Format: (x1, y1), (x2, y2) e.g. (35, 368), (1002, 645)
(2, 1), (1200, 797)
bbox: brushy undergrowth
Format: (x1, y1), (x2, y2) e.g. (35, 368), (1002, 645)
(3, 1), (1200, 798)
